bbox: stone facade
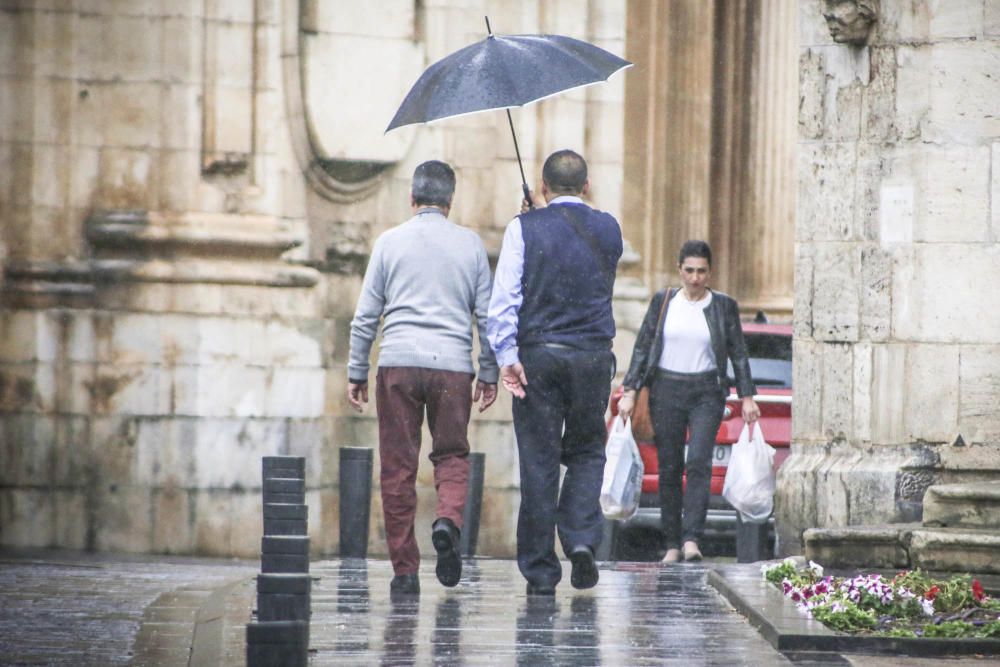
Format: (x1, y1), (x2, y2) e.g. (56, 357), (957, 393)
(0, 0), (635, 558)
(776, 0), (1000, 554)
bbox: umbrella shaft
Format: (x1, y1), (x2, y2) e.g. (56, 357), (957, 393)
(506, 109), (530, 204)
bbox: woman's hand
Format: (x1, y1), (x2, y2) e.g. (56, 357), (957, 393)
(618, 389), (637, 420)
(742, 396), (760, 423)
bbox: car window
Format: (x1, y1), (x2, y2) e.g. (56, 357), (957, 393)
(726, 332), (793, 389)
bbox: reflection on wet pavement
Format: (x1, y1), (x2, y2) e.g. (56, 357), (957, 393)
(309, 558), (792, 666)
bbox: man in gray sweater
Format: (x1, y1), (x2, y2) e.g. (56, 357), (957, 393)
(347, 160), (498, 597)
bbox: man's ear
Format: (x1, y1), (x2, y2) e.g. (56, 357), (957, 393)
(581, 180), (590, 196)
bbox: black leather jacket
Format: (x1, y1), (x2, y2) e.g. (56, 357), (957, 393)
(621, 288), (757, 397)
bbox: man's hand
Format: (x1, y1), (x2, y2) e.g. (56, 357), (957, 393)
(348, 382), (368, 413)
(742, 396), (760, 423)
(500, 363), (528, 399)
(520, 189), (546, 214)
(617, 389), (636, 420)
(473, 381), (498, 412)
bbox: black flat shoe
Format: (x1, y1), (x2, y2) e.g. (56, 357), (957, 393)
(568, 545), (599, 590)
(390, 573), (420, 596)
(432, 517), (462, 587)
(526, 583), (556, 596)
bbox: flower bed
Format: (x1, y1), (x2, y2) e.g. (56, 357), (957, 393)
(761, 559), (1000, 638)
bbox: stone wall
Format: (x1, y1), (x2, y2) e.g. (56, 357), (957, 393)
(0, 0), (634, 559)
(776, 0), (1000, 554)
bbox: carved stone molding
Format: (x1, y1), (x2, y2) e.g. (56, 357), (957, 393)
(822, 0), (878, 46)
(281, 0), (407, 203)
(3, 209), (319, 308)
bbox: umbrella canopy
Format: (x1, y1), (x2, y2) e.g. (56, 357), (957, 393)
(386, 33), (632, 132)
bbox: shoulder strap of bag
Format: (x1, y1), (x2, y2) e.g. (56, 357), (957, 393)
(555, 206), (615, 285)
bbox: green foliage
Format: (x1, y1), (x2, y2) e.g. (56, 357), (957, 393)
(978, 621), (1000, 638)
(922, 621), (976, 638)
(763, 560), (798, 586)
(880, 627), (917, 638)
(810, 602), (877, 632)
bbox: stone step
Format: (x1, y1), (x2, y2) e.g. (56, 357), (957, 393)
(803, 524), (1000, 574)
(922, 480), (1000, 530)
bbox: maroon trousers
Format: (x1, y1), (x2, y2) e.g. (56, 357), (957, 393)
(375, 366), (473, 575)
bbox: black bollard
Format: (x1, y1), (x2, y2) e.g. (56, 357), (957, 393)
(246, 620), (308, 667)
(339, 446), (373, 558)
(459, 452), (486, 557)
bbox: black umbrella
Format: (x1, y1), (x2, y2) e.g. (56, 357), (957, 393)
(386, 17), (632, 202)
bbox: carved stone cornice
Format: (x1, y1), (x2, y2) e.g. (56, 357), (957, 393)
(2, 209), (320, 308)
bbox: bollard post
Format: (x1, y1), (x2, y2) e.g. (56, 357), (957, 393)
(339, 447), (373, 558)
(459, 452), (486, 557)
(735, 513), (771, 563)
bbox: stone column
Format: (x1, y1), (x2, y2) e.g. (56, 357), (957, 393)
(623, 0), (716, 291)
(776, 0), (1000, 554)
(733, 0), (797, 317)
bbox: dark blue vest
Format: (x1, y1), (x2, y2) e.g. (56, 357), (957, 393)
(517, 202), (623, 349)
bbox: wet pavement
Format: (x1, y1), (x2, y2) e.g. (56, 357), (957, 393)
(1, 548), (997, 665)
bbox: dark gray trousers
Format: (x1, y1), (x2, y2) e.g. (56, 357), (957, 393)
(649, 369), (726, 549)
(512, 346), (615, 588)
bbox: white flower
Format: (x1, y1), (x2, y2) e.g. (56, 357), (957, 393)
(807, 560), (824, 576)
(920, 598), (935, 616)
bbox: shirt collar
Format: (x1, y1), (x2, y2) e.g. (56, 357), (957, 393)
(548, 195), (584, 205)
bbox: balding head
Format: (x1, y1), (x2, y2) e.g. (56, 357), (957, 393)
(542, 150), (588, 196)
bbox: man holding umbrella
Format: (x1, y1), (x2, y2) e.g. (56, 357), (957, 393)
(488, 149), (622, 595)
(348, 160), (498, 597)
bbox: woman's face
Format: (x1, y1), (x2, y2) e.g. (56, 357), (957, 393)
(678, 256), (711, 292)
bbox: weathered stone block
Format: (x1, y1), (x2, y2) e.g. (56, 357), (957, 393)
(914, 145), (990, 243)
(893, 245), (1000, 344)
(0, 488), (54, 547)
(151, 485), (194, 554)
(790, 340), (822, 441)
(811, 243), (859, 342)
(923, 481), (1000, 530)
(818, 342), (854, 440)
(870, 343), (907, 445)
(798, 143), (857, 242)
(910, 528), (1000, 574)
(993, 142), (1000, 247)
(989, 0), (1000, 36)
(958, 347), (1000, 444)
(859, 245), (890, 341)
(905, 345), (959, 443)
(923, 42), (1000, 143)
(93, 485), (153, 553)
(804, 525), (913, 569)
(851, 342), (872, 443)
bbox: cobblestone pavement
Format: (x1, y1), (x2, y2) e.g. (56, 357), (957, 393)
(1, 549), (997, 666)
(0, 548), (256, 666)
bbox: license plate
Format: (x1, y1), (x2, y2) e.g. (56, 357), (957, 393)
(683, 444), (732, 467)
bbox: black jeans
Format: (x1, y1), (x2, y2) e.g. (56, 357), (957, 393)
(649, 369), (725, 549)
(512, 345), (615, 588)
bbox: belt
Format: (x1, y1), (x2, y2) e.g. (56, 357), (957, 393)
(654, 368), (718, 382)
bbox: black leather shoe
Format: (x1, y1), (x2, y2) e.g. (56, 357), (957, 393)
(432, 517), (462, 587)
(526, 583), (556, 596)
(568, 545), (599, 590)
(390, 573), (420, 596)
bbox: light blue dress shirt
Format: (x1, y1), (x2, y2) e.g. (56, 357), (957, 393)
(486, 195), (585, 367)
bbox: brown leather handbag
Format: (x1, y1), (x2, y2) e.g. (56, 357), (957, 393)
(628, 290), (672, 442)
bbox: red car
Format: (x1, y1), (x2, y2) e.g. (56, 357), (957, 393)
(602, 319), (792, 560)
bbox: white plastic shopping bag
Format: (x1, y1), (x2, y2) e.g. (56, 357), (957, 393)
(722, 422), (776, 523)
(600, 417), (644, 520)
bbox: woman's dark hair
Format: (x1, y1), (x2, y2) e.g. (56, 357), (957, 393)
(678, 240), (712, 267)
(412, 160), (456, 207)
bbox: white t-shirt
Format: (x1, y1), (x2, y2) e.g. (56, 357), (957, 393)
(657, 291), (716, 373)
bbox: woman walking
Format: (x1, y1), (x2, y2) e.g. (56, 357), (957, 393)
(617, 240), (759, 563)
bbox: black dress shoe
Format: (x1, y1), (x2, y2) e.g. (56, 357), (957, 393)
(526, 583), (556, 596)
(432, 517), (462, 587)
(390, 573), (420, 596)
(568, 545), (599, 590)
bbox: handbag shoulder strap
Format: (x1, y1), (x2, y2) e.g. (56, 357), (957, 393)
(555, 206), (615, 285)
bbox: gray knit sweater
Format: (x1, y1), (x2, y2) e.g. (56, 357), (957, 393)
(348, 209), (499, 384)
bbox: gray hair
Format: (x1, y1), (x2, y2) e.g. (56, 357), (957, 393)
(411, 160), (455, 208)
